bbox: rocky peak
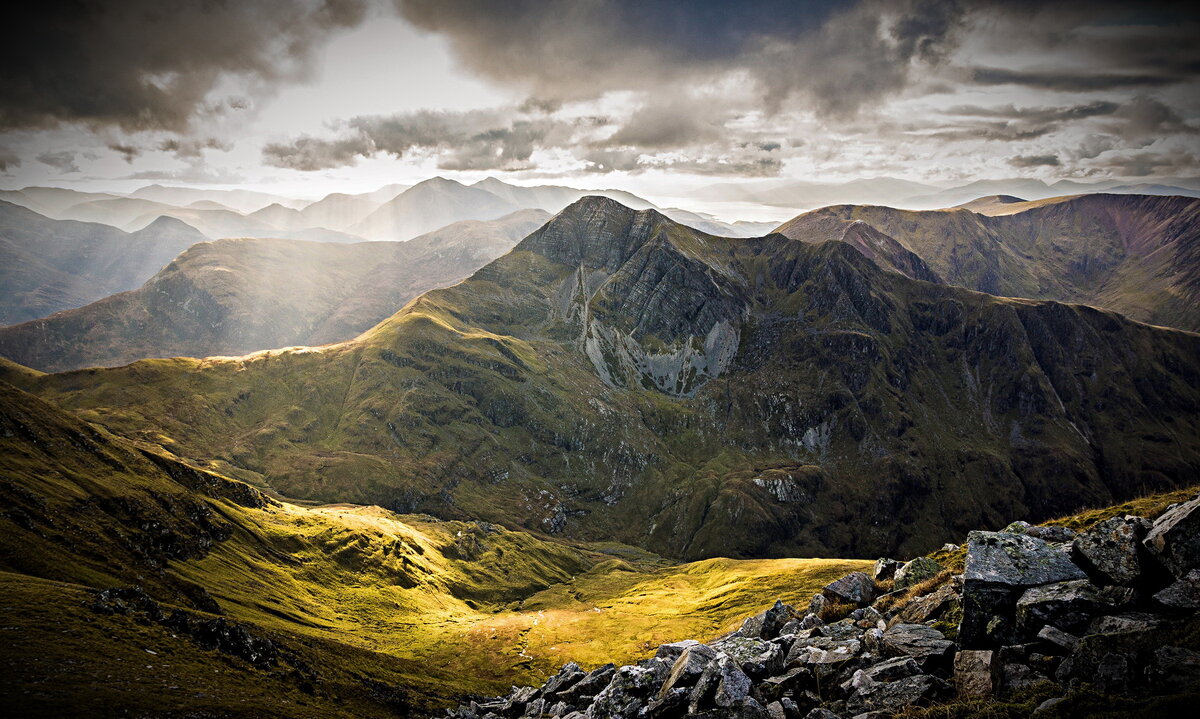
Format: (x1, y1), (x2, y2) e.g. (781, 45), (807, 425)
(515, 195), (674, 273)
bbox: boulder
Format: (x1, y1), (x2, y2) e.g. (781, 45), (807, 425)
(873, 558), (901, 583)
(1086, 612), (1162, 635)
(881, 624), (954, 667)
(953, 650), (998, 698)
(739, 600), (802, 640)
(802, 711), (841, 719)
(1015, 579), (1112, 636)
(1025, 526), (1076, 543)
(645, 687), (688, 719)
(894, 557), (942, 589)
(1072, 516), (1149, 586)
(822, 572), (876, 606)
(543, 662), (586, 698)
(655, 640), (700, 664)
(895, 584), (959, 625)
(560, 664), (617, 703)
(1036, 625), (1079, 652)
(959, 531), (1087, 648)
(808, 594), (828, 618)
(713, 636), (785, 679)
(755, 667), (811, 703)
(1143, 494), (1200, 578)
(1146, 646), (1200, 692)
(859, 657), (921, 683)
(1153, 569), (1200, 609)
(589, 665), (658, 719)
(845, 674), (946, 714)
(659, 644), (716, 697)
(817, 621), (863, 641)
(690, 654), (752, 712)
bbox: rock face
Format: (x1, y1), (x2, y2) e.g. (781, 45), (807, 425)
(960, 530), (1087, 647)
(450, 495), (1200, 719)
(1144, 496), (1200, 578)
(894, 557), (942, 589)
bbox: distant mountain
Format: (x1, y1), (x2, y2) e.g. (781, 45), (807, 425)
(58, 197), (182, 229)
(128, 184), (308, 213)
(658, 207), (779, 238)
(351, 177), (522, 240)
(294, 192), (381, 231)
(0, 187), (122, 217)
(16, 197), (1200, 562)
(472, 176), (656, 212)
(0, 202), (208, 324)
(0, 210), (549, 371)
(777, 193), (1200, 331)
(694, 177), (942, 209)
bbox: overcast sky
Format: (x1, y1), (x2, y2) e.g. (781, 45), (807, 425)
(1, 0), (1198, 201)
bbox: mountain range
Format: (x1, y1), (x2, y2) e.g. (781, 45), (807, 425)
(0, 210), (549, 372)
(0, 201), (209, 324)
(777, 193), (1200, 331)
(7, 196), (1199, 564)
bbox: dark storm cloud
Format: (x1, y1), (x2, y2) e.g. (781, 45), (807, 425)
(0, 0), (368, 132)
(1009, 154), (1060, 167)
(159, 138), (235, 160)
(944, 102), (1120, 124)
(394, 0), (967, 118)
(36, 151), (84, 173)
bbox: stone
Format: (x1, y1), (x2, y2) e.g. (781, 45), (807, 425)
(524, 698), (545, 717)
(1032, 697), (1066, 716)
(659, 644), (716, 697)
(845, 674), (946, 713)
(755, 667), (811, 703)
(543, 662), (587, 698)
(778, 620), (802, 637)
(713, 636), (785, 679)
(739, 601), (799, 641)
(861, 628), (884, 654)
(1146, 646), (1200, 691)
(803, 711), (841, 719)
(1086, 612), (1162, 635)
(894, 557), (942, 589)
(998, 662), (1049, 697)
(873, 558), (901, 583)
(655, 640), (700, 664)
(1153, 569), (1200, 609)
(645, 687), (688, 719)
(589, 665), (658, 719)
(1143, 494), (1200, 578)
(1002, 520), (1033, 534)
(798, 613), (823, 630)
(953, 650), (999, 698)
(559, 664), (616, 703)
(690, 654), (752, 712)
(817, 621), (862, 641)
(895, 584), (959, 625)
(808, 594), (828, 618)
(941, 543), (959, 552)
(1025, 526), (1076, 543)
(881, 623), (954, 667)
(959, 531), (1087, 648)
(766, 701), (787, 719)
(1072, 516), (1148, 586)
(823, 572), (876, 606)
(1015, 579), (1112, 636)
(1036, 625), (1079, 652)
(1094, 652), (1133, 694)
(859, 656), (921, 683)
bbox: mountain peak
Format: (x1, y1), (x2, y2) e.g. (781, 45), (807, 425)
(514, 196), (672, 271)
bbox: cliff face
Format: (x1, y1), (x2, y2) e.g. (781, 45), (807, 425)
(13, 197), (1200, 560)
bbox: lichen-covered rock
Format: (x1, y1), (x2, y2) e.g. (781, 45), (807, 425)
(822, 572), (876, 606)
(660, 644), (716, 697)
(881, 624), (954, 667)
(959, 531), (1087, 647)
(713, 636), (785, 679)
(1036, 625), (1079, 652)
(1153, 569), (1200, 609)
(560, 664), (617, 703)
(894, 557), (942, 589)
(589, 665), (659, 719)
(655, 640), (700, 664)
(543, 661), (587, 699)
(845, 674), (947, 713)
(1072, 515), (1150, 586)
(954, 649), (999, 697)
(739, 600), (801, 640)
(895, 583), (959, 625)
(1144, 495), (1200, 578)
(1025, 526), (1076, 543)
(690, 654), (752, 712)
(1016, 579), (1113, 635)
(873, 558), (901, 583)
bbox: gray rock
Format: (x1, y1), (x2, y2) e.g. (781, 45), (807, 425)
(861, 627), (884, 654)
(881, 623), (954, 667)
(860, 656), (921, 683)
(690, 654), (751, 712)
(823, 572), (876, 606)
(1144, 494), (1200, 578)
(1025, 525), (1076, 543)
(845, 674), (946, 713)
(755, 667), (811, 703)
(738, 600), (800, 641)
(655, 640), (700, 664)
(895, 584), (959, 625)
(1072, 516), (1148, 586)
(1036, 625), (1079, 652)
(659, 644), (716, 696)
(559, 664), (617, 703)
(543, 662), (587, 698)
(588, 665), (658, 719)
(1086, 612), (1162, 635)
(1016, 579), (1112, 635)
(998, 661), (1050, 696)
(523, 698), (545, 717)
(894, 557), (942, 589)
(817, 621), (863, 641)
(954, 650), (999, 698)
(1032, 697), (1066, 716)
(1146, 646), (1200, 691)
(645, 687), (687, 719)
(941, 543), (960, 552)
(808, 594), (828, 618)
(712, 636), (785, 679)
(798, 613), (823, 630)
(787, 638), (862, 669)
(802, 711), (841, 719)
(766, 701), (787, 719)
(778, 620), (802, 637)
(959, 531), (1087, 648)
(1094, 652), (1132, 694)
(1002, 520), (1033, 534)
(872, 558), (901, 583)
(1153, 569), (1200, 608)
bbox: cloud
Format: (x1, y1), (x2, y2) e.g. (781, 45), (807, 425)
(969, 67), (1182, 91)
(0, 146), (20, 172)
(158, 137), (235, 159)
(1009, 154), (1061, 168)
(108, 143), (141, 163)
(0, 0), (368, 132)
(35, 150), (83, 173)
(394, 0), (967, 118)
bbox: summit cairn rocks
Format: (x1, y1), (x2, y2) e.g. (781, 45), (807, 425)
(449, 492), (1200, 719)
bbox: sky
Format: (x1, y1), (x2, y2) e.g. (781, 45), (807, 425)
(1, 0), (1198, 203)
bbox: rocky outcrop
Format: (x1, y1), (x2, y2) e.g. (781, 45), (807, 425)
(449, 493), (1200, 719)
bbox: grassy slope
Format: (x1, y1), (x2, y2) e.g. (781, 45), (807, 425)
(0, 380), (868, 714)
(6, 199), (1200, 563)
